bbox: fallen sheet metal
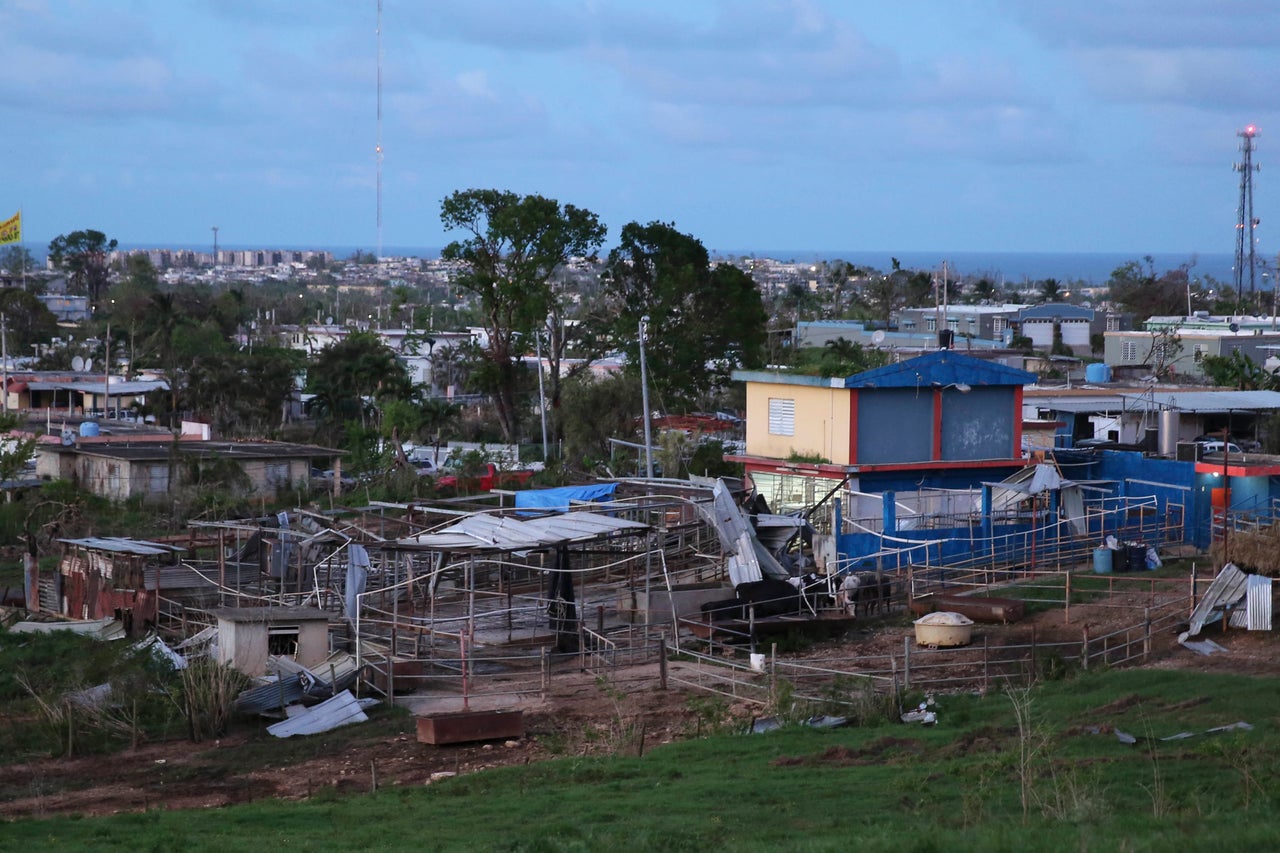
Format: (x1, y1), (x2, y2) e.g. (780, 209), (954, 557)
(267, 690), (378, 738)
(9, 618), (125, 640)
(1180, 564), (1249, 643)
(1180, 638), (1230, 656)
(1114, 721), (1253, 745)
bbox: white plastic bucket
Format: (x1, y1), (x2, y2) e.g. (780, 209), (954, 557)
(749, 653), (767, 672)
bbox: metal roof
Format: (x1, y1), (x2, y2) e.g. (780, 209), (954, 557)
(57, 537), (186, 556)
(1121, 390), (1280, 413)
(1031, 396), (1126, 414)
(397, 511), (648, 552)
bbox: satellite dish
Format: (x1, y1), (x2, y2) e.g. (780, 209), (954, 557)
(83, 359), (93, 372)
(1230, 322), (1240, 333)
(871, 330), (887, 346)
(325, 316), (334, 325)
(72, 356), (85, 371)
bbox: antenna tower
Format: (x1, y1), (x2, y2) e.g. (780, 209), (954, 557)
(1234, 125), (1260, 295)
(375, 0), (384, 261)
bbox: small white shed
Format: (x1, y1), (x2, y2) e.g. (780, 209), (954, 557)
(213, 606), (332, 676)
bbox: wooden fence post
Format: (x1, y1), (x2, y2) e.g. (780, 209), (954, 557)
(541, 647), (549, 700)
(658, 638), (667, 691)
(1081, 625), (1090, 671)
(1143, 608), (1152, 658)
(903, 636), (912, 689)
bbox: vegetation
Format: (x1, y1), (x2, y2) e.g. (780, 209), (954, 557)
(4, 668), (1278, 849)
(600, 221), (768, 407)
(440, 189), (607, 444)
(47, 229), (118, 304)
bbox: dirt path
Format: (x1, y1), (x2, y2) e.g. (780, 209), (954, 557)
(3, 595), (1276, 820)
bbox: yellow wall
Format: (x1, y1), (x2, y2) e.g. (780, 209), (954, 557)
(744, 379), (851, 464)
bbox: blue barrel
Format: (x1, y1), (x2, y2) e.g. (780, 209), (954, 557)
(79, 421), (100, 437)
(1085, 362), (1112, 384)
(1093, 547), (1113, 574)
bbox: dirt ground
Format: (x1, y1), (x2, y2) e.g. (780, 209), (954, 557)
(3, 590), (1277, 821)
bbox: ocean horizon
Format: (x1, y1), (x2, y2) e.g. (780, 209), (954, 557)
(39, 242), (1244, 286)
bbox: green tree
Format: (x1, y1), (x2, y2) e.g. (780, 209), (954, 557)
(558, 372), (644, 471)
(0, 289), (58, 352)
(600, 221), (767, 405)
(1200, 350), (1275, 390)
(440, 189), (606, 443)
(306, 332), (413, 441)
(0, 246), (37, 280)
(1107, 258), (1192, 323)
(0, 412), (37, 503)
(47, 229), (118, 305)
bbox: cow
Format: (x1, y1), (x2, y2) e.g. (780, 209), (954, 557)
(836, 570), (893, 618)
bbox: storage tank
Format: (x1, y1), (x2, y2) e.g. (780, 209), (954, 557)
(1084, 362), (1111, 384)
(79, 421), (100, 437)
(1158, 409), (1179, 456)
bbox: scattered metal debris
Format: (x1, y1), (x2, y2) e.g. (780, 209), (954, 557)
(1114, 721), (1253, 745)
(266, 690), (378, 738)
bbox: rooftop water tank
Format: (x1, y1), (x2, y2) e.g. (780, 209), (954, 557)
(79, 421), (100, 437)
(1084, 362), (1111, 384)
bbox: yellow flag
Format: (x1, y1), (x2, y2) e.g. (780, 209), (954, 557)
(0, 211), (20, 245)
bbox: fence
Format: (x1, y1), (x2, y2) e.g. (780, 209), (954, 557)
(668, 564), (1197, 711)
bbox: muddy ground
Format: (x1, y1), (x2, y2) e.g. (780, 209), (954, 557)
(2, 590), (1277, 820)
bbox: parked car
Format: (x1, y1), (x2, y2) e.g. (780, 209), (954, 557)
(310, 468), (356, 490)
(1195, 440), (1243, 455)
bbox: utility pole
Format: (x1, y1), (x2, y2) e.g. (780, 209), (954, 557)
(639, 316), (654, 478)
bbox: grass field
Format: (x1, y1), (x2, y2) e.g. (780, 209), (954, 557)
(4, 666), (1277, 852)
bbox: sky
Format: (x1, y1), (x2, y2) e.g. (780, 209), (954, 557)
(3, 0), (1280, 260)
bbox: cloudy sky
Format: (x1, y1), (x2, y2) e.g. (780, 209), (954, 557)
(3, 0), (1279, 259)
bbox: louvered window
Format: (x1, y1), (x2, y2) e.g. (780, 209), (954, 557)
(768, 398), (795, 436)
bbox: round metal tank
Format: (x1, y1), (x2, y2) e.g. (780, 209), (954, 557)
(1084, 362), (1111, 384)
(1158, 409), (1179, 456)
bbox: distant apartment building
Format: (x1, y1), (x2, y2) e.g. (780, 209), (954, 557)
(893, 304), (1027, 343)
(1103, 314), (1280, 379)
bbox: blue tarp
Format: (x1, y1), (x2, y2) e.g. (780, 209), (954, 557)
(515, 483), (619, 514)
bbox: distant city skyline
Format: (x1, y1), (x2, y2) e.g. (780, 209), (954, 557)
(4, 2), (1280, 258)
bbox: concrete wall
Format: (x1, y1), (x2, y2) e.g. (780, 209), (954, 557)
(744, 380), (851, 463)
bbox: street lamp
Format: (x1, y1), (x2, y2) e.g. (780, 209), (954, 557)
(639, 315), (654, 478)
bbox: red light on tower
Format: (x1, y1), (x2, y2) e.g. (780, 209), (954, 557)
(1244, 124), (1258, 136)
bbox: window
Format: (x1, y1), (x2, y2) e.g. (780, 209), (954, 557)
(926, 317), (937, 332)
(768, 398), (795, 436)
(993, 317), (1006, 335)
(1121, 341), (1138, 362)
(265, 461), (289, 488)
(1193, 344), (1207, 362)
(267, 625), (300, 656)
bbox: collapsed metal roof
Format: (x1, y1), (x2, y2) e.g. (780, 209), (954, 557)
(57, 537), (187, 556)
(394, 510), (648, 553)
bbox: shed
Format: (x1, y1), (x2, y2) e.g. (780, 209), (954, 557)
(213, 606), (332, 676)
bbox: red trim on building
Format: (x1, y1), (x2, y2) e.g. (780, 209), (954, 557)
(1013, 386), (1024, 457)
(1194, 461), (1280, 477)
(848, 389), (859, 463)
(932, 388), (944, 460)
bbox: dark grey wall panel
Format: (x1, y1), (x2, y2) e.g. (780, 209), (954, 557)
(940, 388), (1014, 460)
(857, 389), (934, 463)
